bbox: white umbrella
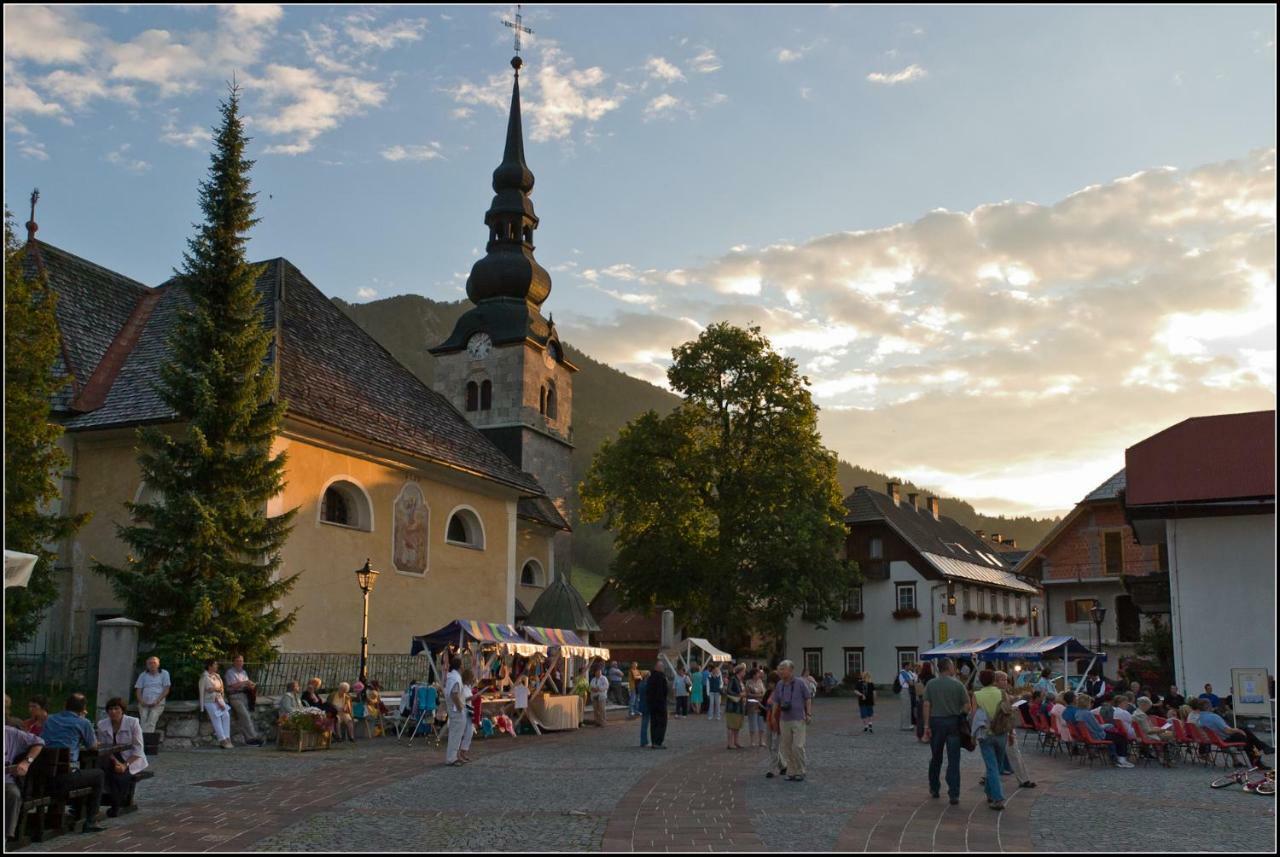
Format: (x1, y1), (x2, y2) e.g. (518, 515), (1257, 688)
(4, 550), (39, 588)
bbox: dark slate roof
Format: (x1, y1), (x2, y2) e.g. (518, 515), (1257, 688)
(39, 241), (543, 496)
(1082, 469), (1126, 503)
(844, 487), (1012, 571)
(518, 496), (571, 531)
(526, 578), (601, 633)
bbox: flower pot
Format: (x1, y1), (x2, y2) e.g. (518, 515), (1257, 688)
(277, 728), (331, 752)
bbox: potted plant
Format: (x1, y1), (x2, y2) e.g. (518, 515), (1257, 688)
(963, 610), (978, 620)
(977, 611), (991, 621)
(892, 607), (922, 620)
(841, 610), (865, 621)
(276, 707), (332, 752)
(1015, 616), (1028, 626)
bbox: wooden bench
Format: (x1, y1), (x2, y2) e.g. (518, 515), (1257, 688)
(6, 751), (58, 849)
(81, 744), (148, 817)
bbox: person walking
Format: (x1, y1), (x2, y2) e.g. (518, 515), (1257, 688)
(922, 657), (970, 805)
(855, 671), (876, 733)
(590, 666), (610, 727)
(673, 665), (691, 718)
(608, 661), (625, 706)
(133, 656), (171, 735)
(915, 662), (934, 742)
(646, 662), (670, 749)
(972, 669), (1010, 810)
(637, 671), (652, 747)
(689, 664), (704, 715)
(763, 671), (786, 777)
(198, 659), (234, 749)
(772, 659), (812, 782)
(745, 668), (766, 748)
(995, 671), (1036, 788)
(707, 664), (723, 721)
(460, 669), (477, 762)
(628, 662), (644, 717)
(725, 663), (746, 749)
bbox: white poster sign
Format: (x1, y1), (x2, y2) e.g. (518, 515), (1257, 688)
(1230, 667), (1271, 717)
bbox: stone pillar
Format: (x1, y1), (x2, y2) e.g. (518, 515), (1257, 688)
(661, 610), (675, 651)
(95, 618), (142, 719)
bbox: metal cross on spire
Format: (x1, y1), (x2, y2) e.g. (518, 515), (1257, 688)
(503, 4), (533, 57)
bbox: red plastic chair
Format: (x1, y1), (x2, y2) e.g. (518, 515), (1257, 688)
(1168, 719), (1198, 763)
(1071, 721), (1113, 766)
(1184, 723), (1221, 767)
(1131, 720), (1171, 767)
(1032, 709), (1057, 754)
(1200, 726), (1249, 768)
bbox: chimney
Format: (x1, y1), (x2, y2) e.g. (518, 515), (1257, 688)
(907, 492), (920, 511)
(926, 497), (940, 520)
(990, 533), (1003, 544)
(886, 482), (901, 505)
(1002, 538), (1018, 548)
(975, 529), (986, 539)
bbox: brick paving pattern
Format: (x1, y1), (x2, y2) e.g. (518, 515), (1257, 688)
(20, 698), (1275, 852)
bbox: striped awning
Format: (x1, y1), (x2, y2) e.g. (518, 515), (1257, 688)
(987, 636), (1105, 662)
(523, 626), (610, 659)
(411, 619), (546, 656)
(920, 638), (1002, 659)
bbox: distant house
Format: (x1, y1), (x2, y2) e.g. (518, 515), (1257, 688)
(1123, 411), (1276, 693)
(786, 483), (1044, 684)
(589, 580), (681, 667)
(1015, 469), (1166, 664)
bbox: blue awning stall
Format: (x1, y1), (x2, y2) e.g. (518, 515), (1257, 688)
(410, 619), (545, 657)
(986, 635), (1106, 662)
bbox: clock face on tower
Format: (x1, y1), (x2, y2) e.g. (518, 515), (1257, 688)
(466, 332), (493, 360)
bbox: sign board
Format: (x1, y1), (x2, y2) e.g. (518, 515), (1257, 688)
(1231, 667), (1271, 717)
(938, 622), (948, 644)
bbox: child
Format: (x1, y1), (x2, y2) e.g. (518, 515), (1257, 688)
(855, 671), (876, 732)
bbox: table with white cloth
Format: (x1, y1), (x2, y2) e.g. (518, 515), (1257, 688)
(530, 694), (582, 731)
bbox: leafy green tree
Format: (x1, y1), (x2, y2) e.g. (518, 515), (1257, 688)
(95, 87), (297, 664)
(4, 210), (87, 646)
(581, 322), (856, 652)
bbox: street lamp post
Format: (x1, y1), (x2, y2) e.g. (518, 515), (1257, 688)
(1089, 603), (1107, 658)
(355, 559), (380, 684)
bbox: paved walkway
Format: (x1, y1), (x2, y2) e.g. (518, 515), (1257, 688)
(22, 697), (1275, 852)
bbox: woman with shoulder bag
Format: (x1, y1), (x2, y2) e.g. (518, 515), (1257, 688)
(724, 664), (746, 749)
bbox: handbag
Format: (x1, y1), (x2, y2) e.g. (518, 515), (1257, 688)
(959, 716), (977, 752)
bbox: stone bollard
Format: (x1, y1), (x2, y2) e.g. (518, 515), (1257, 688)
(95, 618), (142, 720)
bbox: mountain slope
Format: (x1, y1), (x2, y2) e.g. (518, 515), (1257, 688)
(332, 294), (1058, 592)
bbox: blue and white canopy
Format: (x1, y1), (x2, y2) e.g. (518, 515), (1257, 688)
(920, 638), (1002, 660)
(986, 635), (1106, 662)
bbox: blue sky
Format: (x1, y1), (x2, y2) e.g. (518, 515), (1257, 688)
(5, 5), (1276, 515)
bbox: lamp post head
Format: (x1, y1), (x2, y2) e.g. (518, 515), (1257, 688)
(1089, 605), (1106, 625)
(355, 558), (379, 594)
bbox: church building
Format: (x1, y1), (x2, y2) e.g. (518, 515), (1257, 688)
(28, 53), (580, 657)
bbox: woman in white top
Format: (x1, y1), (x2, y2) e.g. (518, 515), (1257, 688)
(95, 696), (148, 816)
(198, 658), (233, 749)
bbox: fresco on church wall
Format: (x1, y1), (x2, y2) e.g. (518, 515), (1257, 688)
(394, 482), (429, 575)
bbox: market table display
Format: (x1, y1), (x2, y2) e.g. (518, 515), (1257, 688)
(530, 693), (582, 731)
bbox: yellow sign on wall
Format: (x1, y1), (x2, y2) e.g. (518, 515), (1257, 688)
(938, 622), (949, 643)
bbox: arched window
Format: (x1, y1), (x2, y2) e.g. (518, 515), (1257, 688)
(539, 385), (546, 415)
(465, 381), (479, 412)
(521, 560), (544, 587)
(319, 478), (373, 531)
(480, 380), (492, 411)
(545, 383), (557, 420)
(445, 507), (484, 549)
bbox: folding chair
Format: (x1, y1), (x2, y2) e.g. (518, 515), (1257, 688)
(1070, 722), (1111, 767)
(395, 685), (427, 741)
(1184, 723), (1219, 767)
(1132, 720), (1171, 767)
(352, 702), (374, 739)
(1201, 727), (1249, 768)
(405, 687), (440, 746)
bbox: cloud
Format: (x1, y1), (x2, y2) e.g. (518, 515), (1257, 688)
(247, 64), (387, 155)
(104, 143), (150, 173)
(867, 64), (927, 85)
(381, 141), (444, 161)
(645, 56), (685, 83)
(357, 287), (378, 299)
(3, 6), (98, 65)
(689, 47), (721, 73)
(561, 148), (1276, 512)
(643, 93), (687, 120)
(19, 140), (49, 161)
(41, 70), (136, 109)
(344, 15), (428, 51)
(160, 116), (213, 148)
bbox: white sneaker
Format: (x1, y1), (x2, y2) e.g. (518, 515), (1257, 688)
(1115, 759), (1135, 768)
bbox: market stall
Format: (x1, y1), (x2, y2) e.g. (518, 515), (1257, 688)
(986, 635), (1106, 691)
(516, 626), (610, 733)
(661, 637), (732, 679)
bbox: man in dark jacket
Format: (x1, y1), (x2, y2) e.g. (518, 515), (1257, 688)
(646, 661), (670, 749)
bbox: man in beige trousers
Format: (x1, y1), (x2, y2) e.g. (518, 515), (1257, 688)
(772, 659), (813, 782)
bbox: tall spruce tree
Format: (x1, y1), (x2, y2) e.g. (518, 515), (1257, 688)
(4, 209), (87, 646)
(95, 87), (297, 664)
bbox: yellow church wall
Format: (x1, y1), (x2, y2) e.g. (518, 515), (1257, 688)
(515, 523), (554, 613)
(270, 429), (519, 656)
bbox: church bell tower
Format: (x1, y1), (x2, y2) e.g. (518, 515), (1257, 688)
(431, 53), (576, 581)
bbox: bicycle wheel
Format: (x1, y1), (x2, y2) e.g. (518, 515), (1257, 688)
(1210, 772), (1242, 788)
(1255, 779), (1275, 796)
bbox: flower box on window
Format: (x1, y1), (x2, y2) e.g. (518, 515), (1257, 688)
(1015, 617), (1028, 626)
(963, 610), (978, 620)
(891, 608), (922, 620)
(977, 612), (991, 621)
(840, 610), (865, 621)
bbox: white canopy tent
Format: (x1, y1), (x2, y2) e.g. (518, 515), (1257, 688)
(661, 637), (733, 678)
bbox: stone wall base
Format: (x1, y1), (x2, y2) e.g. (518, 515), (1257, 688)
(144, 700), (281, 750)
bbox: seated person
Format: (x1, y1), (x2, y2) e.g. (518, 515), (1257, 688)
(1198, 683), (1221, 711)
(327, 683), (356, 743)
(40, 693), (106, 833)
(94, 697), (147, 817)
(1196, 699), (1273, 767)
(277, 681), (303, 716)
(24, 696), (49, 737)
(1074, 694), (1134, 767)
(5, 724), (45, 839)
(1059, 691), (1080, 725)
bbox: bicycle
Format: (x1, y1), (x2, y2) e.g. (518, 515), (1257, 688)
(1210, 766), (1275, 794)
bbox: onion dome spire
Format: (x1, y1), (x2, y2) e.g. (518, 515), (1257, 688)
(465, 56), (551, 307)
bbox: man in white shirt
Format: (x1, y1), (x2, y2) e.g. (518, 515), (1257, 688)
(223, 656), (264, 746)
(445, 658), (466, 766)
(134, 657), (171, 734)
(590, 667), (610, 727)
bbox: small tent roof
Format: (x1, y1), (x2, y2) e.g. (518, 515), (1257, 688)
(670, 637), (732, 663)
(526, 579), (601, 633)
(920, 637), (1002, 659)
(410, 619), (544, 656)
(522, 626), (611, 660)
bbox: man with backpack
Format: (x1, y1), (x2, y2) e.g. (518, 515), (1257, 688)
(972, 669), (1013, 810)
